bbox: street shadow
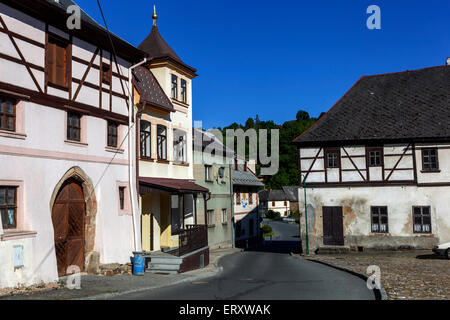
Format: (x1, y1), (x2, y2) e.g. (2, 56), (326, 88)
(416, 254), (448, 260)
(245, 240), (302, 254)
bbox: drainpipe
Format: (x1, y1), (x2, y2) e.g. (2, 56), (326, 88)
(229, 162), (235, 248)
(128, 58), (147, 252)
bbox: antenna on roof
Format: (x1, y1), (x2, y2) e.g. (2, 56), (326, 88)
(152, 5), (158, 27)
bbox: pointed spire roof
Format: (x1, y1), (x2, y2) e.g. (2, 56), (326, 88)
(138, 7), (196, 74)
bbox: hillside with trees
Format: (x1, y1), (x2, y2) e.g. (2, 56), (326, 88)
(216, 110), (321, 189)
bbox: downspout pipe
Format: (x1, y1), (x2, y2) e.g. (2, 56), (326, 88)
(128, 58), (147, 253)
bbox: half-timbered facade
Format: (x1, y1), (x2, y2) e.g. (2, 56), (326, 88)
(0, 0), (144, 288)
(293, 65), (450, 253)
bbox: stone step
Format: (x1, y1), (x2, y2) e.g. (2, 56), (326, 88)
(148, 263), (180, 271)
(146, 269), (178, 275)
(317, 245), (351, 254)
(149, 257), (183, 265)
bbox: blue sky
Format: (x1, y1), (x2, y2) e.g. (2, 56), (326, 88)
(76, 0), (450, 129)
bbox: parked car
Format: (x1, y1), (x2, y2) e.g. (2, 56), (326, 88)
(432, 242), (450, 259)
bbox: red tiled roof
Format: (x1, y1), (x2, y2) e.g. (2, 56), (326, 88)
(139, 177), (209, 194)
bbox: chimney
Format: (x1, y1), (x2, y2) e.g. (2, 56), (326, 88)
(447, 57), (450, 66)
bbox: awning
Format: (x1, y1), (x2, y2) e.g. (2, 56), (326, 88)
(139, 177), (209, 194)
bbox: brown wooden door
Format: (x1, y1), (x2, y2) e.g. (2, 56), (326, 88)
(322, 207), (344, 246)
(52, 181), (85, 276)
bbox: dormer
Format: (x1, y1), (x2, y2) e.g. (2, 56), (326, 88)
(137, 7), (197, 108)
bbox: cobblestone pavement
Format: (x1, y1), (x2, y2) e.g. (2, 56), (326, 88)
(305, 250), (449, 300)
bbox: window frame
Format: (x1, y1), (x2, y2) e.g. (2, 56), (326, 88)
(107, 121), (118, 148)
(0, 186), (17, 230)
(102, 62), (112, 86)
(205, 165), (213, 182)
(249, 193), (253, 205)
(324, 148), (340, 169)
(180, 78), (187, 103)
(413, 206), (432, 234)
(421, 148), (439, 172)
(173, 129), (187, 164)
(171, 74), (178, 100)
(367, 147), (384, 167)
(67, 112), (81, 142)
(118, 186), (125, 210)
(0, 96), (17, 132)
(46, 34), (70, 89)
(370, 206), (389, 233)
(157, 125), (167, 160)
(236, 192), (241, 205)
(221, 209), (228, 224)
(140, 120), (152, 159)
(207, 209), (215, 227)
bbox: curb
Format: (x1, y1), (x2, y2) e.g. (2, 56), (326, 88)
(304, 258), (388, 300)
(77, 249), (241, 300)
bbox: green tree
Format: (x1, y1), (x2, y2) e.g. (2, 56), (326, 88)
(296, 110), (310, 121)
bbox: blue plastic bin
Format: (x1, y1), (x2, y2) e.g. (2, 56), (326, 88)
(132, 252), (145, 276)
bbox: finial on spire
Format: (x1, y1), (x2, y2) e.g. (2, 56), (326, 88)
(152, 5), (158, 27)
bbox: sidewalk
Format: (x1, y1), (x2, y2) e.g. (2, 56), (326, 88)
(0, 247), (241, 300)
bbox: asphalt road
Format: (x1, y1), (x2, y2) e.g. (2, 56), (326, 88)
(113, 220), (375, 300)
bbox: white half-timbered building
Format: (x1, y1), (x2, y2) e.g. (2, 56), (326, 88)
(0, 0), (145, 288)
(293, 65), (450, 253)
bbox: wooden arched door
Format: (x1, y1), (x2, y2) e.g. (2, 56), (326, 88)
(52, 180), (86, 276)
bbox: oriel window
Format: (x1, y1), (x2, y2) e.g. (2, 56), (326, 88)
(171, 75), (178, 99)
(0, 187), (17, 229)
(0, 97), (16, 131)
(67, 112), (81, 142)
(140, 120), (151, 158)
(107, 121), (118, 148)
(157, 125), (167, 160)
(180, 79), (187, 103)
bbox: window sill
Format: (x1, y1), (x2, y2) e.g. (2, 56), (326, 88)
(222, 222), (228, 226)
(171, 99), (189, 108)
(421, 170), (441, 173)
(208, 225), (216, 228)
(105, 146), (124, 154)
(65, 140), (88, 147)
(173, 162), (190, 167)
(0, 130), (26, 140)
(156, 159), (170, 164)
(48, 82), (69, 92)
(139, 157), (155, 163)
(1, 230), (37, 241)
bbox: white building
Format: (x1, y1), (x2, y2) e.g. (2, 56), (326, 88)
(259, 190), (290, 218)
(0, 0), (144, 288)
(293, 65), (450, 253)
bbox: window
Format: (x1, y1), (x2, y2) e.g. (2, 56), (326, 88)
(236, 192), (241, 205)
(221, 209), (228, 224)
(102, 63), (111, 85)
(0, 187), (17, 229)
(171, 74), (178, 99)
(180, 79), (187, 103)
(284, 201), (287, 206)
(205, 165), (212, 182)
(0, 97), (16, 131)
(371, 206), (388, 233)
(368, 147), (383, 167)
(422, 148), (439, 171)
(413, 206), (431, 233)
(218, 167), (225, 179)
(207, 210), (215, 227)
(173, 129), (187, 163)
(67, 112), (81, 141)
(107, 121), (118, 148)
(272, 201), (275, 207)
(47, 35), (69, 88)
(249, 219), (254, 236)
(249, 193), (253, 205)
(325, 149), (340, 168)
(119, 187), (125, 210)
(157, 125), (167, 160)
(140, 120), (151, 158)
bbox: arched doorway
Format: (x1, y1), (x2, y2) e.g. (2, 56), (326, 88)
(52, 179), (86, 276)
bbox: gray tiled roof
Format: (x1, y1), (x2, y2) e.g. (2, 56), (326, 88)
(259, 189), (290, 202)
(133, 66), (174, 112)
(282, 186), (300, 202)
(294, 65), (450, 145)
(232, 164), (264, 187)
